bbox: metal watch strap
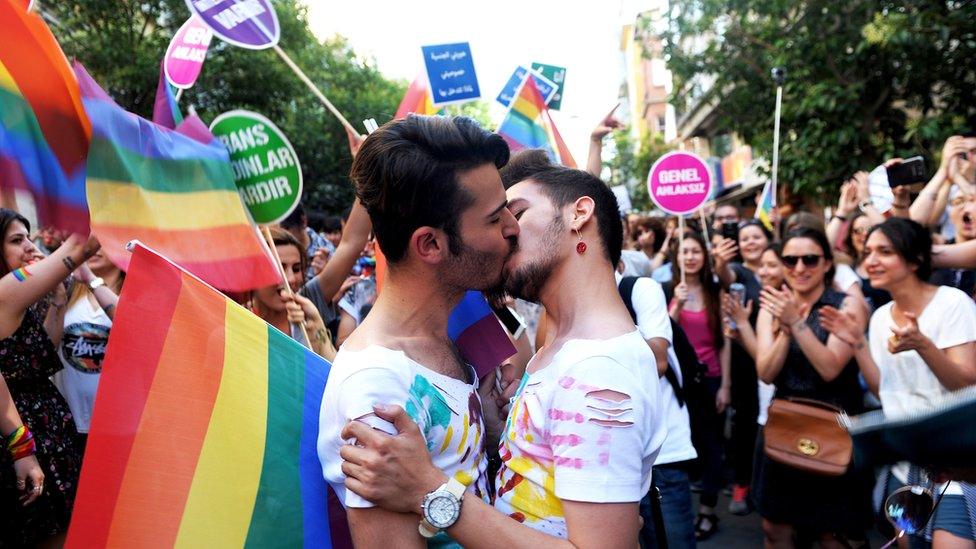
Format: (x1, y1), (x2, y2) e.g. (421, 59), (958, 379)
(418, 477), (467, 538)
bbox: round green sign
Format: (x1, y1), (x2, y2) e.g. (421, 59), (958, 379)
(209, 110), (302, 225)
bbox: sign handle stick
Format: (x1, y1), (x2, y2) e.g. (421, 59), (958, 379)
(260, 225), (312, 350)
(272, 45), (359, 137)
(678, 215), (686, 286)
(698, 207), (712, 251)
(174, 88), (184, 102)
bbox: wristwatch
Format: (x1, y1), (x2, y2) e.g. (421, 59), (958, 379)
(88, 277), (105, 291)
(418, 477), (466, 538)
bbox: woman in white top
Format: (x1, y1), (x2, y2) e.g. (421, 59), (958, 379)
(820, 217), (976, 548)
(54, 245), (121, 437)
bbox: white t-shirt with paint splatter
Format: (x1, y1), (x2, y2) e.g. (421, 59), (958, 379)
(318, 345), (491, 511)
(494, 330), (666, 537)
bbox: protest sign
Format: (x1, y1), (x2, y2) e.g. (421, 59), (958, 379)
(210, 110), (302, 225)
(421, 42), (480, 106)
(647, 151), (713, 215)
(531, 62), (566, 110)
(184, 0), (279, 50)
(496, 66), (557, 108)
(164, 15), (213, 89)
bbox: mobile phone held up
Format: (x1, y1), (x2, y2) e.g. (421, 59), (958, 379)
(887, 156), (926, 188)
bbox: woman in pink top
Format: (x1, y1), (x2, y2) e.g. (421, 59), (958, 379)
(668, 230), (731, 541)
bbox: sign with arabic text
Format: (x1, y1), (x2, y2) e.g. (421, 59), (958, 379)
(496, 66), (557, 108)
(421, 42), (481, 106)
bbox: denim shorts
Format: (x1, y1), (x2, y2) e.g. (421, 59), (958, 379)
(886, 475), (975, 542)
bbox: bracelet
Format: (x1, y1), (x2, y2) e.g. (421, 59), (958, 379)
(6, 425), (37, 461)
(62, 256), (77, 273)
(790, 318), (807, 332)
(852, 340), (866, 350)
(832, 214), (848, 222)
(892, 201), (910, 209)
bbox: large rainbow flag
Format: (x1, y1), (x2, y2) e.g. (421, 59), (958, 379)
(66, 243), (331, 548)
(394, 75), (441, 119)
(74, 63), (281, 292)
(0, 0), (91, 234)
(496, 77), (576, 168)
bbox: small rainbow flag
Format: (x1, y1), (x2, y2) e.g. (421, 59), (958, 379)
(152, 60), (184, 131)
(66, 243), (331, 548)
(74, 63), (281, 292)
(394, 75), (441, 119)
(450, 291), (518, 379)
(0, 0), (92, 235)
(755, 178), (776, 231)
(497, 77), (576, 168)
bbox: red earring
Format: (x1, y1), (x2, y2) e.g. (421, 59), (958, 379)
(575, 229), (586, 254)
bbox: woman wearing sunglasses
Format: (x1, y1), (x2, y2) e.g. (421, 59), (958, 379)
(754, 227), (874, 548)
(820, 217), (976, 548)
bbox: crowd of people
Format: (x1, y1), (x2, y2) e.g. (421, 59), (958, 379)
(1, 112), (976, 548)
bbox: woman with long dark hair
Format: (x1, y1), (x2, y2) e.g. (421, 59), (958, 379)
(0, 209), (97, 546)
(669, 230), (730, 540)
(754, 227), (873, 548)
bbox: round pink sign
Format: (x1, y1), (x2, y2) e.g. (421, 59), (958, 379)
(647, 151), (714, 215)
(164, 16), (213, 89)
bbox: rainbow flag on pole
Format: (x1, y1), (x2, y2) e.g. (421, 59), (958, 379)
(395, 75), (441, 119)
(74, 63), (281, 292)
(755, 178), (776, 231)
(66, 243), (331, 548)
(0, 0), (91, 234)
(496, 77), (576, 168)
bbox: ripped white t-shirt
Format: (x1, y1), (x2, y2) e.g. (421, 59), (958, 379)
(494, 330), (665, 537)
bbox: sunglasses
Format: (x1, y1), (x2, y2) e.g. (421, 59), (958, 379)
(781, 254), (823, 268)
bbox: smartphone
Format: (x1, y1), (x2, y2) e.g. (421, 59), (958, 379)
(887, 156), (926, 188)
(492, 305), (526, 339)
(720, 221), (739, 242)
(728, 282), (746, 330)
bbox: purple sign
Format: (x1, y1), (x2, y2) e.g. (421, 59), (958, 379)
(164, 16), (213, 89)
(184, 0), (279, 50)
(647, 151), (714, 215)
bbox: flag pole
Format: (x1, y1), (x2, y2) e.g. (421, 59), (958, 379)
(260, 225), (312, 350)
(678, 215), (686, 286)
(272, 45), (359, 137)
(771, 67), (786, 237)
(175, 88), (184, 102)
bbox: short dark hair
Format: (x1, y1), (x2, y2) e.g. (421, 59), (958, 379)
(782, 226), (835, 286)
(499, 149), (556, 189)
(737, 219), (773, 243)
(280, 203), (306, 230)
(322, 216), (342, 233)
(0, 208), (31, 275)
(867, 217), (932, 280)
(632, 216), (667, 253)
(350, 115), (509, 263)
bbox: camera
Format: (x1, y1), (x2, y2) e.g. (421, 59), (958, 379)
(771, 67), (786, 86)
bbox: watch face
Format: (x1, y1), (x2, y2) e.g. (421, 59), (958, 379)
(425, 493), (460, 529)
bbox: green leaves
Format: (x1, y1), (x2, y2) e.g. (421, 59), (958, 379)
(48, 0), (405, 216)
(664, 0), (975, 202)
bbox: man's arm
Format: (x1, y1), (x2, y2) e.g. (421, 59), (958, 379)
(347, 508), (425, 549)
(341, 405), (641, 549)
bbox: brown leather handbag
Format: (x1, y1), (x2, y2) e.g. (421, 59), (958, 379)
(763, 397), (852, 476)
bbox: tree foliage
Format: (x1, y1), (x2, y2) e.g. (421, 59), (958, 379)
(46, 0), (405, 215)
(607, 128), (675, 212)
(662, 0), (976, 201)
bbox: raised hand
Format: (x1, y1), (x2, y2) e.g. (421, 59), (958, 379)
(819, 305), (863, 346)
(723, 294), (753, 326)
(888, 311), (930, 354)
(590, 104), (623, 142)
(712, 237), (738, 272)
(760, 285), (804, 326)
(836, 180), (859, 217)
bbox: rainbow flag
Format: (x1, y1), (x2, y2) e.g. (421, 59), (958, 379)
(394, 75), (441, 119)
(755, 178), (776, 231)
(66, 243), (331, 548)
(74, 63), (281, 292)
(450, 291), (518, 379)
(152, 60), (184, 130)
(496, 77), (576, 168)
(0, 0), (91, 234)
